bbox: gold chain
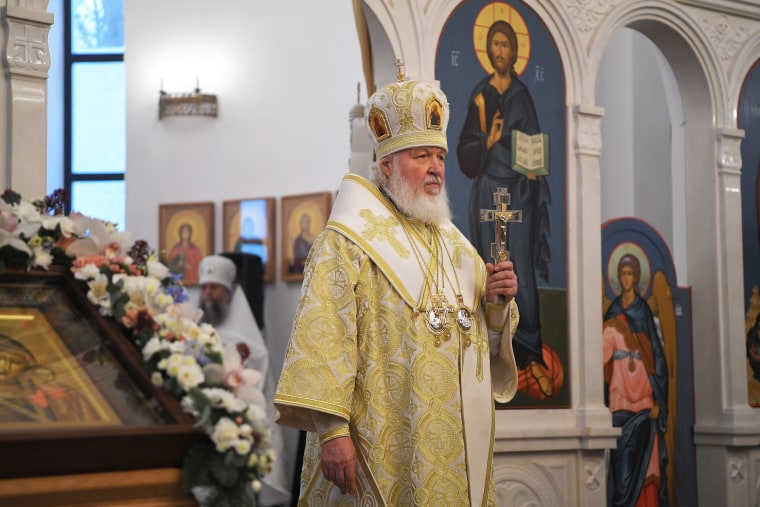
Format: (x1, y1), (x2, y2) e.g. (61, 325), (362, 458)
(438, 228), (461, 299)
(398, 217), (436, 296)
(394, 214), (453, 345)
(379, 186), (473, 345)
(439, 228), (474, 336)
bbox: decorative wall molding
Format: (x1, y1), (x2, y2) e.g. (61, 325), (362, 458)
(678, 0), (760, 20)
(698, 12), (752, 62)
(583, 459), (603, 492)
(565, 0), (626, 34)
(493, 462), (565, 507)
(730, 455), (747, 485)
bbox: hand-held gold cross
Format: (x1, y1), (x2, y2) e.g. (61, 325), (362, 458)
(480, 187), (522, 304)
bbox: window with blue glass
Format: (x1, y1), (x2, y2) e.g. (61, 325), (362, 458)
(65, 0), (125, 229)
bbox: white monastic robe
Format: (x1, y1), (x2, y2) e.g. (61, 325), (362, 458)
(275, 174), (518, 506)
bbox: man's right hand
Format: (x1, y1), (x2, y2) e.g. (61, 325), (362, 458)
(487, 111), (504, 149)
(321, 436), (357, 495)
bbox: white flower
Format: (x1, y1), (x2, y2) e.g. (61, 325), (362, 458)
(171, 301), (204, 324)
(245, 399), (267, 424)
(144, 281), (163, 301)
(250, 480), (262, 494)
(164, 353), (187, 377)
(65, 214), (131, 258)
(87, 274), (111, 313)
(13, 201), (42, 224)
(42, 215), (82, 237)
(168, 340), (188, 355)
(153, 292), (174, 308)
(61, 215), (84, 236)
(238, 424), (253, 438)
(202, 387), (237, 409)
(211, 417), (240, 452)
(31, 245), (53, 269)
(181, 395), (198, 416)
(151, 371), (164, 386)
(227, 396), (248, 413)
(200, 387), (248, 413)
(0, 229), (31, 256)
(147, 260), (170, 280)
(142, 336), (164, 360)
(222, 343), (264, 406)
(74, 263), (101, 281)
(122, 276), (147, 306)
(176, 361), (204, 390)
(234, 439), (251, 455)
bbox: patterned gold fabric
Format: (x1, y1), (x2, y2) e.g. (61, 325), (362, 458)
(275, 175), (518, 506)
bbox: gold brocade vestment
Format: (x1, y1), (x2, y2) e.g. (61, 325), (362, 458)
(275, 174), (518, 506)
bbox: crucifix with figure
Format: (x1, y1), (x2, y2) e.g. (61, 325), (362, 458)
(480, 187), (522, 302)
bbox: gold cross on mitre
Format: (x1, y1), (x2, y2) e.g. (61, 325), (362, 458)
(480, 187), (522, 264)
(395, 59), (406, 82)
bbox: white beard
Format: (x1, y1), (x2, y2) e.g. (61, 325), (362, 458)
(384, 164), (452, 225)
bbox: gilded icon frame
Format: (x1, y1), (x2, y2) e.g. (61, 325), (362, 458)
(280, 192), (332, 282)
(0, 268), (202, 479)
(158, 201), (214, 286)
(222, 197), (276, 283)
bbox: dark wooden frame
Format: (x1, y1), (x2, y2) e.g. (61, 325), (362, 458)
(280, 192), (332, 282)
(158, 201), (214, 286)
(0, 268), (203, 479)
(222, 197), (276, 283)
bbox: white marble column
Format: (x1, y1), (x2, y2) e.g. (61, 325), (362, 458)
(694, 127), (760, 507)
(2, 0), (53, 197)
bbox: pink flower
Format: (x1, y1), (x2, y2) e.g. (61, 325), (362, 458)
(0, 209), (19, 233)
(71, 255), (109, 271)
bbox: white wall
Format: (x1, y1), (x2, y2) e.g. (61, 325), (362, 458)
(124, 0), (364, 488)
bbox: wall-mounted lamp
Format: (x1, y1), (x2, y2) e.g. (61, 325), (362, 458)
(159, 78), (218, 119)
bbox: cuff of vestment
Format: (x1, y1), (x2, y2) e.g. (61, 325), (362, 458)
(319, 426), (351, 445)
(485, 300), (509, 331)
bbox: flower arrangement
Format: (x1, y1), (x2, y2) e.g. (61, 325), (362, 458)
(0, 189), (272, 507)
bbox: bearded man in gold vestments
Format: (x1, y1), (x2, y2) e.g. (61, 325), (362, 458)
(274, 72), (520, 506)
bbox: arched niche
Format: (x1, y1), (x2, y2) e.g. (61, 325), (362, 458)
(597, 27), (687, 283)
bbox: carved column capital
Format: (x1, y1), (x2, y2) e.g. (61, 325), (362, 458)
(1, 1), (53, 197)
(715, 127), (744, 176)
(3, 1), (53, 79)
(574, 104), (604, 157)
